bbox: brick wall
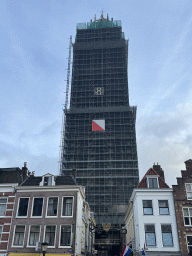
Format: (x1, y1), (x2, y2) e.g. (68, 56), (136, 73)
(0, 192), (15, 255)
(173, 160), (192, 256)
(7, 189), (78, 255)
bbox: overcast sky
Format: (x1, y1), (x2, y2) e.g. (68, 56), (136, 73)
(0, 0), (192, 186)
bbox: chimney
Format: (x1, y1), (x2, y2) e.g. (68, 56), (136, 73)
(153, 163), (165, 181)
(185, 159), (192, 172)
(31, 171), (35, 177)
(72, 168), (76, 179)
(22, 162), (28, 181)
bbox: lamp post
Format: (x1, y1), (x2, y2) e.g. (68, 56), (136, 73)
(41, 242), (48, 256)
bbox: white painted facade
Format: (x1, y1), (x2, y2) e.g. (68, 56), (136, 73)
(130, 188), (180, 255)
(75, 188), (84, 255)
(76, 189), (92, 256)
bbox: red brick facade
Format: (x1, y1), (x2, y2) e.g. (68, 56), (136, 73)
(137, 168), (169, 189)
(0, 190), (16, 256)
(173, 159), (192, 256)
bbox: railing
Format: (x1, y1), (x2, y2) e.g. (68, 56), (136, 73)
(95, 238), (120, 245)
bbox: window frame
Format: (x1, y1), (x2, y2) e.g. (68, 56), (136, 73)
(61, 196), (74, 217)
(44, 176), (52, 186)
(59, 224), (72, 248)
(183, 207), (192, 226)
(186, 235), (192, 254)
(145, 224), (156, 246)
(46, 197), (59, 218)
(12, 225), (26, 247)
(44, 225), (57, 248)
(158, 200), (169, 215)
(161, 224), (173, 247)
(27, 225), (41, 247)
(185, 184), (192, 200)
(16, 197), (30, 218)
(146, 175), (159, 189)
(31, 197), (44, 218)
(39, 174), (55, 186)
(0, 198), (7, 217)
(143, 200), (153, 215)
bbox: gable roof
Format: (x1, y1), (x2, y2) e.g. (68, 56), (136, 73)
(20, 175), (77, 186)
(137, 168), (169, 189)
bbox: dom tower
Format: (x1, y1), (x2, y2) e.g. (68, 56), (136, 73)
(61, 13), (139, 253)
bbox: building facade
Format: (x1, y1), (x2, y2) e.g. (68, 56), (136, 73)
(0, 184), (18, 256)
(7, 173), (93, 256)
(60, 14), (139, 231)
(125, 166), (181, 256)
(0, 163), (28, 256)
(173, 159), (192, 255)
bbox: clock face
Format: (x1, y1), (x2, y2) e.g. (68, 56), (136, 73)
(94, 87), (104, 95)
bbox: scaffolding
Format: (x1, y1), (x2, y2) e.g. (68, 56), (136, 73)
(60, 16), (139, 227)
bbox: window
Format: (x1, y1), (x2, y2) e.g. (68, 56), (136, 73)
(17, 198), (29, 217)
(187, 236), (192, 254)
(183, 207), (192, 225)
(0, 226), (2, 243)
(13, 225), (25, 246)
(145, 225), (156, 246)
(159, 200), (169, 215)
(28, 225), (40, 246)
(185, 184), (192, 200)
(0, 198), (7, 216)
(44, 176), (52, 186)
(62, 197), (73, 216)
(47, 197), (58, 216)
(60, 225), (72, 246)
(161, 225), (173, 246)
(32, 198), (43, 217)
(39, 175), (55, 187)
(147, 177), (158, 188)
(45, 225), (56, 247)
(143, 200), (153, 215)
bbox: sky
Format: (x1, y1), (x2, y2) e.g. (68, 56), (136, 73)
(0, 0), (192, 187)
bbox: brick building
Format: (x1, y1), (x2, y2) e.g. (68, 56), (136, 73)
(173, 159), (192, 255)
(7, 173), (93, 256)
(0, 163), (28, 256)
(0, 184), (18, 256)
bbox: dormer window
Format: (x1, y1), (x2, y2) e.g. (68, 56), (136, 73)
(39, 174), (55, 186)
(146, 175), (159, 188)
(44, 176), (52, 186)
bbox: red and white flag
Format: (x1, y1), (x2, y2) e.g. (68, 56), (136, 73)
(92, 120), (105, 131)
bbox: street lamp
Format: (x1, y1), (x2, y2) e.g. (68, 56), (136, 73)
(41, 242), (48, 256)
(120, 226), (127, 234)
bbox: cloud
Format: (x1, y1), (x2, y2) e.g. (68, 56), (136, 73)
(0, 145), (59, 177)
(138, 98), (192, 186)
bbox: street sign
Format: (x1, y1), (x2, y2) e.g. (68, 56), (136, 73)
(35, 242), (41, 251)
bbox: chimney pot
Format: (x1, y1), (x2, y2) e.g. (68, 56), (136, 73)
(22, 162), (28, 181)
(153, 163), (165, 181)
